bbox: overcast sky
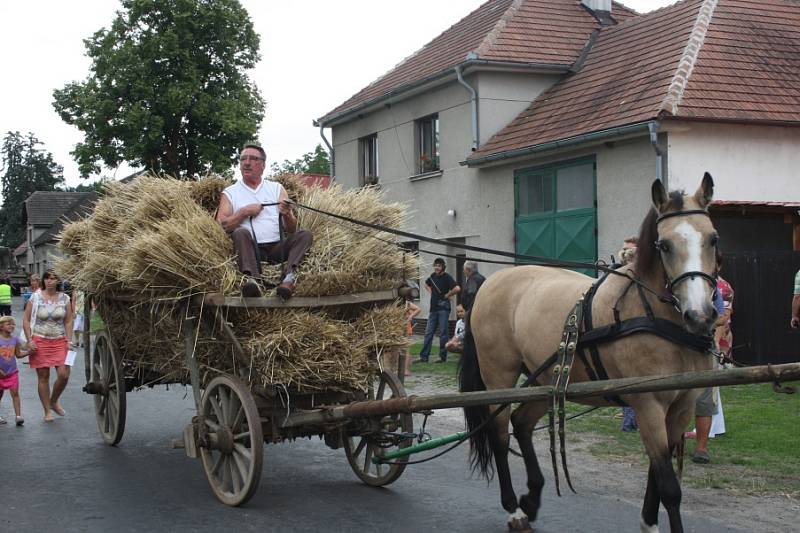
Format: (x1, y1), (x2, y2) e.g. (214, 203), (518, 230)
(0, 0), (674, 188)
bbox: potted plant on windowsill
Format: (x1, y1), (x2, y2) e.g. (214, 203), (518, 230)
(419, 154), (439, 173)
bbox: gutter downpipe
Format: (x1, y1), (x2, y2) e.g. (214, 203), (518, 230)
(648, 120), (663, 183)
(455, 65), (479, 151)
(318, 123), (335, 181)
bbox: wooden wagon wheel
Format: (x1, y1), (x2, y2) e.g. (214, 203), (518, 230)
(344, 370), (413, 487)
(91, 330), (127, 446)
(199, 375), (264, 506)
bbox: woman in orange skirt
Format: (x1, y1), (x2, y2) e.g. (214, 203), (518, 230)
(23, 270), (73, 422)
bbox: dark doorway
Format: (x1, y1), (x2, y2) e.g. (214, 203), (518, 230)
(723, 251), (800, 364)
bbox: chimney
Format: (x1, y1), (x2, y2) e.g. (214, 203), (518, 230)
(581, 0), (611, 13)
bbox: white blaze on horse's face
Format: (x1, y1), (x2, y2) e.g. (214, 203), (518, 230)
(651, 173), (719, 336)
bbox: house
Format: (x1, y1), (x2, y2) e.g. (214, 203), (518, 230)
(24, 191), (97, 275)
(317, 0), (799, 276)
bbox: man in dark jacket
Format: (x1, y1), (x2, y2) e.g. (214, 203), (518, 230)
(418, 258), (459, 363)
(461, 260), (485, 312)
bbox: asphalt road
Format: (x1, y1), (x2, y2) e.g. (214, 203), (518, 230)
(0, 298), (745, 533)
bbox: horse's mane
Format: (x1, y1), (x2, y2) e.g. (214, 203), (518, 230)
(634, 190), (684, 276)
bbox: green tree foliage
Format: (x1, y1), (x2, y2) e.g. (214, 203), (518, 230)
(53, 0), (265, 179)
(269, 144), (331, 176)
(0, 132), (65, 247)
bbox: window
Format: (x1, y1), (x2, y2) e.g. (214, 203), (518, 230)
(517, 161), (594, 215)
(358, 134), (378, 186)
(415, 114), (439, 174)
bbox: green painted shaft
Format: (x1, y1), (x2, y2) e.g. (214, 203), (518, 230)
(373, 431), (468, 463)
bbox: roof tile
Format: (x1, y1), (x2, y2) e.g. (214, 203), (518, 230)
(318, 0), (639, 124)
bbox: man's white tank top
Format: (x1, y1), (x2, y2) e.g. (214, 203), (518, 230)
(223, 179), (283, 243)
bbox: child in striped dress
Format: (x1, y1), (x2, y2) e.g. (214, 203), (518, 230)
(0, 316), (25, 426)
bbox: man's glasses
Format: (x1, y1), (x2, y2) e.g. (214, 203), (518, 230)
(240, 155), (264, 162)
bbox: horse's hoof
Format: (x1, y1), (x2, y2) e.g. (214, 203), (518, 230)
(508, 508), (533, 532)
(519, 494), (540, 522)
(640, 517), (658, 533)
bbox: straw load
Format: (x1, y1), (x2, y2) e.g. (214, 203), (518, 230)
(57, 174), (417, 393)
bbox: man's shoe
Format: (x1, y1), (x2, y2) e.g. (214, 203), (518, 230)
(276, 281), (295, 300)
(413, 358), (429, 364)
(242, 278), (261, 298)
(434, 359), (446, 363)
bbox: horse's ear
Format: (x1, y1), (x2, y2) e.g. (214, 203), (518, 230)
(651, 179), (669, 213)
(693, 172), (714, 208)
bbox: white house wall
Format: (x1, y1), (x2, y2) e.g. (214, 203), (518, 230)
(666, 122), (800, 202)
(475, 71), (562, 146)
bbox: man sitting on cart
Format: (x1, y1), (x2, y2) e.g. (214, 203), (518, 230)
(216, 142), (313, 299)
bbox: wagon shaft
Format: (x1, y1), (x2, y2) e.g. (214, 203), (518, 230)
(281, 362), (800, 428)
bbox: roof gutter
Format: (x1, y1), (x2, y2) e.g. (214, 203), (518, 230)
(454, 65), (479, 151)
(316, 59), (571, 128)
(318, 124), (335, 181)
(648, 120), (663, 183)
(463, 122), (652, 167)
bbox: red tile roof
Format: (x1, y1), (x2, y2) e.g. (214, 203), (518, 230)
(469, 0), (800, 164)
(318, 0), (638, 125)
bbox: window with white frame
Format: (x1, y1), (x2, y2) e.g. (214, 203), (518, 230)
(415, 114), (439, 174)
(358, 134), (378, 186)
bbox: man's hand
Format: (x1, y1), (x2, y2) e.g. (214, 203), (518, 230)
(791, 316), (800, 329)
(279, 199), (293, 216)
(241, 203), (263, 218)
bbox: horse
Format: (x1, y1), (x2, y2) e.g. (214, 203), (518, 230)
(460, 174), (719, 533)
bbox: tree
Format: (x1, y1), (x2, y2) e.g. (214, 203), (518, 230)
(53, 0), (265, 179)
(270, 144), (331, 176)
(0, 132), (65, 247)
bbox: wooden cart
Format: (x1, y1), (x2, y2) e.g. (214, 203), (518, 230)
(82, 289), (415, 506)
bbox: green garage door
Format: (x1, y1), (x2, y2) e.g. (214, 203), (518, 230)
(515, 158), (597, 272)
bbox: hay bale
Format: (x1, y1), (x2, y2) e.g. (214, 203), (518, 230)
(58, 173), (417, 393)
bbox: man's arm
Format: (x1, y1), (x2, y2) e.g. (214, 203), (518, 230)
(791, 294), (800, 329)
(216, 194), (262, 234)
(278, 187), (298, 234)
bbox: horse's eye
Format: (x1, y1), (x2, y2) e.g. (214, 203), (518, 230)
(657, 241), (670, 253)
(710, 235), (719, 247)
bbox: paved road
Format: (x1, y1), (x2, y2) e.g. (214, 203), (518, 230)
(0, 298), (744, 533)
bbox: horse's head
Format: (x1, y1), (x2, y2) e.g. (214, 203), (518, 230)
(648, 173), (719, 336)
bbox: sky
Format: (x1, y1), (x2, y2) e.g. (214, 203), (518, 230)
(0, 0), (675, 189)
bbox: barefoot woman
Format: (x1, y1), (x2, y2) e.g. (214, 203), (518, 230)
(23, 270), (73, 422)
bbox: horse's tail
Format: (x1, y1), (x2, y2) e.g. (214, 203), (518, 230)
(458, 315), (495, 479)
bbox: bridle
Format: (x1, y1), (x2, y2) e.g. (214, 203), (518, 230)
(655, 209), (718, 307)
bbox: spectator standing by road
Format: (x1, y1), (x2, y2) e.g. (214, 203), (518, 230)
(618, 237), (639, 432)
(0, 277), (12, 316)
(461, 261), (485, 312)
(418, 258), (459, 363)
(791, 268), (800, 329)
(23, 270), (73, 422)
(0, 316), (25, 426)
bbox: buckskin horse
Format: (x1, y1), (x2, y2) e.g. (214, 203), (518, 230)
(460, 174), (719, 533)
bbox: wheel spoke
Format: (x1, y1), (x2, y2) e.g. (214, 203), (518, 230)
(205, 419), (222, 432)
(232, 450), (250, 485)
(99, 396), (107, 416)
(103, 405), (111, 433)
(354, 437), (367, 458)
(231, 404), (244, 431)
(229, 454), (242, 494)
(376, 378), (386, 401)
(211, 452), (224, 477)
(209, 393), (224, 423)
(222, 455), (233, 493)
(364, 444), (374, 473)
(218, 387), (230, 423)
(233, 442), (253, 462)
(233, 431), (251, 442)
